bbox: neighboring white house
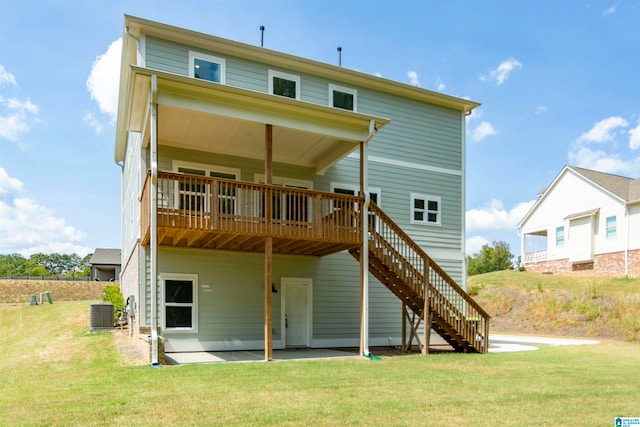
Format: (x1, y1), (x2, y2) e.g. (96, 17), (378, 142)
(518, 166), (640, 277)
(114, 16), (489, 363)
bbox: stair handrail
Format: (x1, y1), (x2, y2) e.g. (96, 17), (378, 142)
(368, 202), (490, 352)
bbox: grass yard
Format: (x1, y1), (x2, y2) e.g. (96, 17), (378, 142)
(1, 301), (639, 426)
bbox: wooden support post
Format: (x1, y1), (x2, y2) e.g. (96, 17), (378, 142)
(401, 304), (407, 352)
(264, 124), (273, 361)
(422, 258), (430, 355)
(265, 237), (273, 361)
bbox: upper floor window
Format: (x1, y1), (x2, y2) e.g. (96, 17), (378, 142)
(556, 226), (565, 247)
(411, 193), (441, 226)
(268, 70), (300, 100)
(606, 216), (617, 239)
(329, 84), (357, 111)
(189, 52), (226, 84)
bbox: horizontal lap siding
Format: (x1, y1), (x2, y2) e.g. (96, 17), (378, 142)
(142, 34), (465, 340)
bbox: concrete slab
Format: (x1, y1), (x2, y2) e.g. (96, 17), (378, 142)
(164, 348), (360, 365)
(489, 334), (599, 353)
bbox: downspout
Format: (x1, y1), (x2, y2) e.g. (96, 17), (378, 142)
(149, 74), (159, 366)
(625, 205), (630, 278)
(361, 119), (375, 357)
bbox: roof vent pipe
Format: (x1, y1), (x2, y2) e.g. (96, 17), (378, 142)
(337, 47), (342, 66)
(260, 26), (265, 47)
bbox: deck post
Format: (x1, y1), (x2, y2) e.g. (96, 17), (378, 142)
(422, 258), (430, 355)
(264, 124), (273, 361)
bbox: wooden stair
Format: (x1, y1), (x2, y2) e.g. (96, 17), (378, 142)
(349, 202), (490, 353)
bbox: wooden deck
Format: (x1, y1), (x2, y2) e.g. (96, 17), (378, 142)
(141, 171), (363, 256)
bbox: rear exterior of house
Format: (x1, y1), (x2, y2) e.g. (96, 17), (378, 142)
(519, 166), (640, 277)
(115, 16), (488, 361)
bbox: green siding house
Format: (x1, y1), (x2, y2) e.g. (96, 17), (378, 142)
(115, 15), (489, 364)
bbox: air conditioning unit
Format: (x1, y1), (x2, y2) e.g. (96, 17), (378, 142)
(90, 303), (114, 331)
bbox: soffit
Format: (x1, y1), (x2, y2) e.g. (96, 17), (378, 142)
(126, 67), (389, 173)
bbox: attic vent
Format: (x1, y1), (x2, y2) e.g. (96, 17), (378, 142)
(90, 303), (114, 331)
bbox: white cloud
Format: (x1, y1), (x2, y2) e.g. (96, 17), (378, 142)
(466, 235), (489, 256)
(471, 121), (496, 142)
(0, 65), (18, 87)
(466, 198), (536, 232)
(569, 116), (640, 177)
(535, 105), (548, 115)
(0, 167), (90, 256)
(85, 38), (122, 133)
(577, 116), (628, 143)
(407, 70), (420, 87)
(568, 144), (640, 176)
(0, 167), (23, 194)
(481, 58), (522, 85)
(629, 120), (640, 150)
(0, 65), (40, 143)
(0, 95), (39, 142)
(434, 75), (446, 91)
(603, 3), (617, 15)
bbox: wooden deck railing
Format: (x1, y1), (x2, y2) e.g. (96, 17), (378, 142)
(141, 171), (362, 248)
(367, 202), (490, 353)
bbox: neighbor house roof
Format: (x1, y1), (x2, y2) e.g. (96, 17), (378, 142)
(518, 165), (640, 229)
(89, 249), (121, 266)
(571, 166), (640, 203)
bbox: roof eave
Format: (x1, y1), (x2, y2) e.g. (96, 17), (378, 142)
(123, 15), (480, 114)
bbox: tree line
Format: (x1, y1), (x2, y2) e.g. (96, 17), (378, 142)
(0, 253), (92, 278)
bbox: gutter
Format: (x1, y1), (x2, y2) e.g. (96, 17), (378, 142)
(361, 119), (375, 357)
(150, 74), (160, 366)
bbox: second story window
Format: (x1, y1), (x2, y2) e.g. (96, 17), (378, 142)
(189, 52), (226, 84)
(411, 193), (441, 226)
(329, 84), (357, 111)
(268, 70), (300, 100)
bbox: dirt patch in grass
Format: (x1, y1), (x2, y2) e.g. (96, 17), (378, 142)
(0, 280), (105, 304)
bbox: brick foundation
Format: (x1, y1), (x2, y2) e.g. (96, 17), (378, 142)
(524, 249), (640, 278)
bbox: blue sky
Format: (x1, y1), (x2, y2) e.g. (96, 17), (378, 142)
(1, 0), (639, 259)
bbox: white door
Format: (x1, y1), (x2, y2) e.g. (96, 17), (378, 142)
(569, 217), (594, 262)
(283, 279), (311, 348)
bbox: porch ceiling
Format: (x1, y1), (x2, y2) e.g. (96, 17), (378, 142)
(157, 105), (359, 172)
(124, 67), (390, 173)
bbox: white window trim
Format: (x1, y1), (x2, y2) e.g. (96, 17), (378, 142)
(255, 174), (313, 189)
(329, 84), (357, 111)
(173, 160), (240, 179)
(160, 273), (198, 333)
(268, 69), (301, 100)
(556, 226), (565, 247)
(188, 51), (226, 84)
(410, 193), (441, 226)
(605, 216), (617, 239)
(330, 182), (381, 205)
(172, 161), (240, 213)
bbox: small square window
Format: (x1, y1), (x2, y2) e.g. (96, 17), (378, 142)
(411, 193), (441, 226)
(329, 84), (357, 111)
(269, 70), (300, 100)
(189, 52), (226, 84)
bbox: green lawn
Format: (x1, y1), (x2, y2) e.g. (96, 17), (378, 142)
(1, 301), (639, 426)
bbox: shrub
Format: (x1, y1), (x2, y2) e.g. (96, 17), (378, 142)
(102, 283), (125, 319)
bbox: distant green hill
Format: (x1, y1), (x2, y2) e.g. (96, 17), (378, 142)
(468, 271), (640, 342)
